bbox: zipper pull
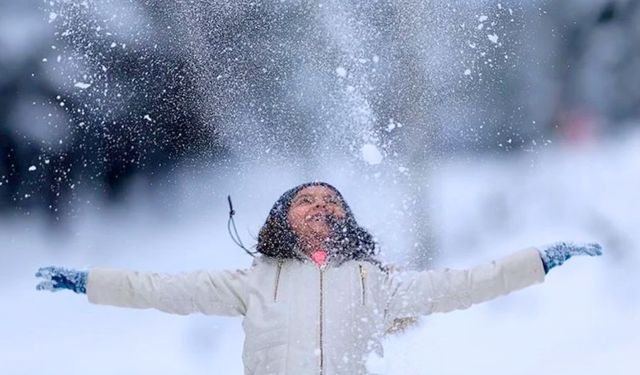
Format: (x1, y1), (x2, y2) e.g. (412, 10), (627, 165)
(359, 264), (368, 305)
(359, 264), (368, 279)
(273, 260), (283, 302)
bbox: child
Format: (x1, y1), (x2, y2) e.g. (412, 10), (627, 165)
(36, 181), (602, 374)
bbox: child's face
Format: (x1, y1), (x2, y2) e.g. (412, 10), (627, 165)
(287, 185), (347, 246)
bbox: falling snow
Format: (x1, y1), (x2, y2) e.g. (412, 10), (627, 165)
(360, 144), (383, 165)
(74, 82), (91, 89)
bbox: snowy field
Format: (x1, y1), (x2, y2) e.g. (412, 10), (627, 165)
(1, 129), (638, 374)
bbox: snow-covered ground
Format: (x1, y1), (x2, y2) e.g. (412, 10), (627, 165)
(1, 130), (638, 374)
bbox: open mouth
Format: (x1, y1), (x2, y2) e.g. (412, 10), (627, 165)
(307, 213), (329, 222)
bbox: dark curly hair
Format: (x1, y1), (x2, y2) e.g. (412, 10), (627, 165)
(256, 182), (380, 266)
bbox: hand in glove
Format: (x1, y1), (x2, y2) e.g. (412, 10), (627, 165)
(35, 266), (88, 294)
(539, 242), (603, 273)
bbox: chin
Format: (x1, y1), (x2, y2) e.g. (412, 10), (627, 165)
(304, 228), (330, 240)
(311, 231), (331, 239)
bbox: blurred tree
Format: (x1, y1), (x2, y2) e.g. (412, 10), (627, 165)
(0, 0), (228, 220)
(521, 0), (640, 141)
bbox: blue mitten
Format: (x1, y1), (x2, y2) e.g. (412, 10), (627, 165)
(539, 242), (603, 273)
(35, 266), (88, 294)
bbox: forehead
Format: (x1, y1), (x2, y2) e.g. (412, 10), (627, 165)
(292, 185), (339, 199)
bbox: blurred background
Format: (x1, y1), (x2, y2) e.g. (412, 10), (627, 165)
(1, 0), (638, 374)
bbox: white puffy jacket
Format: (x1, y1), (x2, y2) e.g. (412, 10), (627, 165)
(87, 247), (546, 374)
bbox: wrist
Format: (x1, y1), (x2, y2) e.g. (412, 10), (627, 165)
(75, 271), (88, 294)
(538, 250), (550, 274)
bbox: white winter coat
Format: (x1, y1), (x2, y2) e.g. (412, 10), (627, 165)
(86, 247), (546, 374)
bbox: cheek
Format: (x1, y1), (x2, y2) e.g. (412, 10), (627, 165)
(287, 208), (306, 229)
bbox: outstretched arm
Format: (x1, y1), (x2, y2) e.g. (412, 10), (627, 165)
(36, 266), (251, 317)
(384, 243), (602, 322)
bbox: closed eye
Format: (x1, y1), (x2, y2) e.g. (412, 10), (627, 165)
(295, 195), (314, 205)
(324, 197), (339, 205)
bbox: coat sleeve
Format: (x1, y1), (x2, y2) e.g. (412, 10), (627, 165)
(383, 247), (546, 321)
(86, 267), (251, 316)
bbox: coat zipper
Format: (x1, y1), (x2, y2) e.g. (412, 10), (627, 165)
(319, 266), (325, 374)
(358, 264), (368, 305)
(273, 261), (283, 302)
